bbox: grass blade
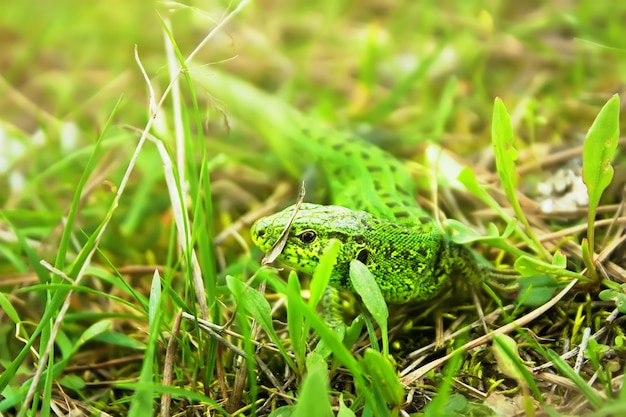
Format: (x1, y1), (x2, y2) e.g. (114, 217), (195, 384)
(491, 98), (548, 259)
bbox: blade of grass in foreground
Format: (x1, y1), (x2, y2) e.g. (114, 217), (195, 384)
(226, 275), (297, 371)
(291, 353), (333, 417)
(264, 273), (390, 416)
(128, 271), (162, 417)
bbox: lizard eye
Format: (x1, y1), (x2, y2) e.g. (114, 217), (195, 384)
(298, 230), (317, 244)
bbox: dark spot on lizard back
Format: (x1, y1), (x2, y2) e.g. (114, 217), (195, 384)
(395, 185), (410, 196)
(357, 249), (369, 264)
(327, 231), (348, 241)
(394, 211), (410, 219)
(372, 180), (384, 192)
(328, 231), (365, 245)
(359, 217), (375, 230)
(360, 150), (372, 160)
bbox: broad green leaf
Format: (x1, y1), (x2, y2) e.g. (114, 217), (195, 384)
(314, 322), (346, 359)
(457, 167), (509, 220)
(599, 285), (626, 314)
(424, 393), (468, 416)
(350, 260), (389, 355)
(226, 276), (296, 371)
(492, 98), (519, 195)
(58, 375), (85, 391)
(0, 292), (21, 324)
(361, 349), (404, 407)
(582, 95), (620, 212)
(309, 239), (341, 308)
(268, 407), (294, 417)
(286, 272), (306, 370)
(445, 218), (526, 259)
(514, 255), (582, 279)
(515, 274), (559, 307)
(292, 353), (332, 417)
(582, 94), (620, 279)
(349, 260), (388, 325)
(343, 315), (365, 350)
(92, 331), (147, 350)
(492, 335), (541, 399)
(552, 251), (567, 268)
(493, 334), (525, 385)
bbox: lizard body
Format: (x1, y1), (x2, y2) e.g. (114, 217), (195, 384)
(191, 69), (512, 303)
(251, 203), (485, 303)
(246, 119), (503, 304)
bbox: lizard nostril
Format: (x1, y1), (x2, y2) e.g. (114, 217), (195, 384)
(257, 230), (265, 238)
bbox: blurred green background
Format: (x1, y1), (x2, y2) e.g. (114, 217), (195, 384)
(1, 0), (625, 414)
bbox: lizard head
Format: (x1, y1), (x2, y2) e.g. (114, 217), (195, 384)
(250, 203), (375, 280)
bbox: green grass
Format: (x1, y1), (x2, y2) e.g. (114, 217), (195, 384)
(1, 0), (626, 415)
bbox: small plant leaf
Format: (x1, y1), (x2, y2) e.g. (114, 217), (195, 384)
(493, 335), (525, 385)
(582, 94), (620, 278)
(491, 98), (546, 259)
(515, 274), (560, 307)
(349, 260), (388, 325)
(361, 349), (405, 407)
(292, 353), (332, 417)
(582, 94), (620, 210)
(350, 259), (389, 355)
(0, 292), (21, 324)
(59, 374), (86, 391)
(78, 320), (112, 348)
(492, 334), (542, 400)
(226, 276), (296, 371)
(286, 272), (306, 370)
(337, 394), (357, 417)
(148, 269), (161, 328)
(309, 239), (341, 308)
(514, 255), (582, 279)
(599, 285), (626, 314)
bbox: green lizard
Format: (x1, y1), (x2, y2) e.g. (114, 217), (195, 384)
(194, 68), (516, 305)
(247, 130), (514, 304)
(250, 203), (487, 303)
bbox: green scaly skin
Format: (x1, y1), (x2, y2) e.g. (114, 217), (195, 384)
(251, 203), (486, 303)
